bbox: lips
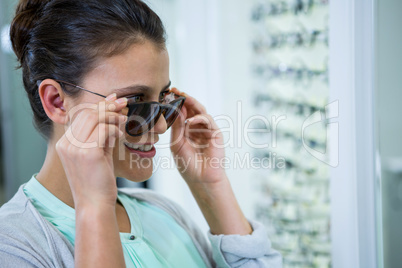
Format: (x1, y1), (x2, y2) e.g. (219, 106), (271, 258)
(123, 142), (156, 158)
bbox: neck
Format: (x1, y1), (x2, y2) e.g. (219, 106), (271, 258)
(36, 139), (75, 208)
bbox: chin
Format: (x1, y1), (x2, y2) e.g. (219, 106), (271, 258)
(113, 139), (155, 183)
(114, 160), (154, 183)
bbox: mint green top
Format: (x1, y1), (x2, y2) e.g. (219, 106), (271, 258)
(23, 176), (207, 268)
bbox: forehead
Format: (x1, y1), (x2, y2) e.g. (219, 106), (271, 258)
(82, 41), (170, 96)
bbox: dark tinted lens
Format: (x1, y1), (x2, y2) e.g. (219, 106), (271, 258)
(126, 103), (160, 136)
(164, 98), (185, 128)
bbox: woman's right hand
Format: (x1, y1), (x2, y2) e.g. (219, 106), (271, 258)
(55, 93), (128, 207)
(56, 93), (127, 268)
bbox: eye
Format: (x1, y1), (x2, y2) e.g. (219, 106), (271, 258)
(159, 90), (170, 102)
(127, 95), (144, 103)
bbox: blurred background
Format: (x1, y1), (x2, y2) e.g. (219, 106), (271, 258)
(1, 0), (401, 267)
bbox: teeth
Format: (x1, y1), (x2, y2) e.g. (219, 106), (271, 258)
(144, 145), (153, 151)
(124, 142), (153, 152)
(128, 144), (140, 150)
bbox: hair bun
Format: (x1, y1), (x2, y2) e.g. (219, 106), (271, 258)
(10, 0), (51, 63)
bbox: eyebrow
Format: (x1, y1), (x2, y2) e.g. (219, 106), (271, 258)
(115, 81), (171, 97)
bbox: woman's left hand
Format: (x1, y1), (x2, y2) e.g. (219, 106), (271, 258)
(170, 88), (252, 236)
(170, 88), (228, 186)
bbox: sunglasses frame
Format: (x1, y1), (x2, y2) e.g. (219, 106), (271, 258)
(52, 79), (186, 136)
(125, 94), (186, 136)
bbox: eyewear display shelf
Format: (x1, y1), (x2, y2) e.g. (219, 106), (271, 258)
(250, 1), (330, 267)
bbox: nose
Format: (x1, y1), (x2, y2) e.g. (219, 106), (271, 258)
(151, 113), (168, 134)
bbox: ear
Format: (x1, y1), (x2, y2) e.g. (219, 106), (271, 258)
(38, 79), (68, 125)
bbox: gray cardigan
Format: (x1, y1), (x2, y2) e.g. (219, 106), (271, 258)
(0, 185), (282, 267)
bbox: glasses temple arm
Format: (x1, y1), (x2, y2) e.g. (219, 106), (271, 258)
(52, 79), (108, 98)
(76, 86), (107, 98)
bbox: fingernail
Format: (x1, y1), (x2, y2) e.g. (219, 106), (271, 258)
(115, 97), (127, 105)
(119, 130), (124, 137)
(105, 93), (117, 101)
(121, 115), (127, 123)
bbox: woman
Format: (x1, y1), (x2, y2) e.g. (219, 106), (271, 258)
(0, 0), (282, 267)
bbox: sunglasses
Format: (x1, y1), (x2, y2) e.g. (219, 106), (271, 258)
(54, 80), (186, 136)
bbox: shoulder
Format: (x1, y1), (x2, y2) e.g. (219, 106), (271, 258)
(0, 186), (48, 266)
(0, 186), (33, 229)
(0, 185), (50, 246)
(0, 186), (74, 267)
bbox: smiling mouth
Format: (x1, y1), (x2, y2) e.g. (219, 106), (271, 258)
(123, 142), (154, 152)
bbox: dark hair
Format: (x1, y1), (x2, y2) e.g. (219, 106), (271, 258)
(10, 0), (166, 138)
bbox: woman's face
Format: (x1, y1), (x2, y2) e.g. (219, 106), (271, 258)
(74, 41), (170, 182)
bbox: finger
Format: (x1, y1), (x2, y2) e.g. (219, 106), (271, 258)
(170, 105), (187, 151)
(101, 96), (128, 114)
(186, 114), (219, 131)
(67, 109), (124, 139)
(171, 87), (206, 115)
(183, 114), (220, 148)
(66, 110), (100, 144)
(67, 93), (126, 123)
(104, 135), (117, 156)
(96, 123), (124, 148)
(65, 112), (125, 151)
(170, 87), (182, 96)
(97, 111), (127, 125)
(105, 93), (117, 101)
(67, 94), (128, 141)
